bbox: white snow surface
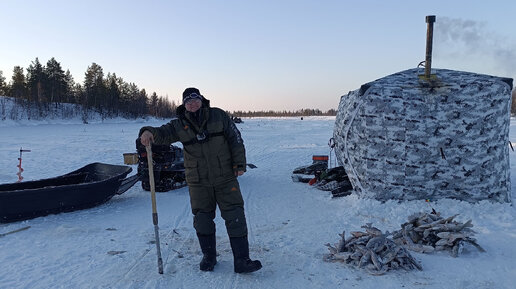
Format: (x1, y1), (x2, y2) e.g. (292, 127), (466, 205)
(1, 116), (515, 289)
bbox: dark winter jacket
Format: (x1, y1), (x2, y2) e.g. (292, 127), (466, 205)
(139, 97), (246, 186)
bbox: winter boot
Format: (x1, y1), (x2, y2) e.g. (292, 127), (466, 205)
(197, 233), (217, 271)
(229, 235), (262, 273)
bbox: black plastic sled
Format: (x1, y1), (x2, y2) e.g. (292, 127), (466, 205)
(0, 162), (139, 223)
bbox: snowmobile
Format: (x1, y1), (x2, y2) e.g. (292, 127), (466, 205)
(231, 116), (243, 123)
(135, 138), (186, 192)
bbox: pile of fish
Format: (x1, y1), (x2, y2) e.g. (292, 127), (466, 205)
(325, 211), (486, 275)
(391, 210), (485, 257)
(324, 223), (422, 275)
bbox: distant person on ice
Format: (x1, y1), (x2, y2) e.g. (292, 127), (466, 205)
(139, 87), (262, 273)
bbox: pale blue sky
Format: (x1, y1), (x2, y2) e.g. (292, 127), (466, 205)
(1, 0), (515, 111)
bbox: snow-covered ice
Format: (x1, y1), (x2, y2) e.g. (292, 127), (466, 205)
(1, 116), (515, 289)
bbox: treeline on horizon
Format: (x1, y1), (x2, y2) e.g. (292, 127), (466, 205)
(232, 108), (336, 117)
(0, 57), (337, 121)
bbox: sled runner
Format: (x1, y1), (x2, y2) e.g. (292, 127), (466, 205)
(0, 163), (138, 223)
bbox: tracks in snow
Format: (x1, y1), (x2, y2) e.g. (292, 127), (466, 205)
(110, 194), (193, 285)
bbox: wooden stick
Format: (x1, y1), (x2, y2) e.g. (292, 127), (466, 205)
(145, 145), (164, 274)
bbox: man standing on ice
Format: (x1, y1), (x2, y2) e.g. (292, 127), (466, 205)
(139, 87), (262, 273)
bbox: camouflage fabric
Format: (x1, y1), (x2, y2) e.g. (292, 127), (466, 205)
(333, 68), (513, 203)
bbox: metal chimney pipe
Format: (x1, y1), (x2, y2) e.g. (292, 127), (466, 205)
(425, 15), (436, 78)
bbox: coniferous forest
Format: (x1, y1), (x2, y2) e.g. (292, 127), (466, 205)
(0, 57), (339, 122)
(0, 57), (177, 122)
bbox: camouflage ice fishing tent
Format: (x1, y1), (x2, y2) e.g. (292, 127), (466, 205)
(333, 68), (513, 203)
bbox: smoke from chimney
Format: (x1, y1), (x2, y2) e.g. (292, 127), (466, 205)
(434, 17), (516, 78)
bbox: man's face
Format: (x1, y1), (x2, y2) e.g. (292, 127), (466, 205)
(185, 98), (202, 113)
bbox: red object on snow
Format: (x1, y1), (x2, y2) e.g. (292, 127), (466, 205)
(312, 155), (328, 162)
